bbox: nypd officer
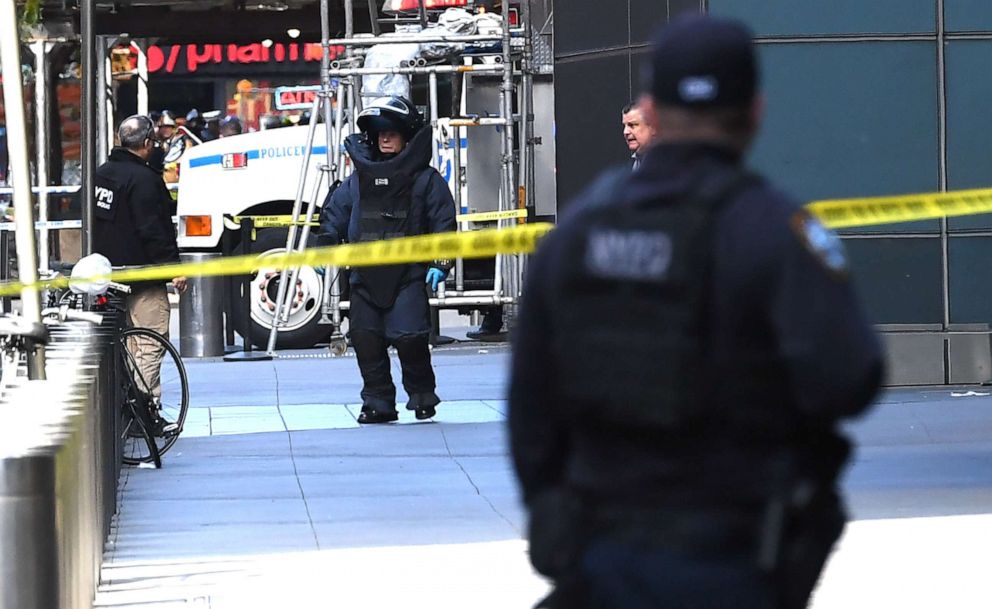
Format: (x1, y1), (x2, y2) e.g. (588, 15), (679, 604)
(509, 15), (884, 609)
(93, 115), (187, 432)
(319, 96), (456, 424)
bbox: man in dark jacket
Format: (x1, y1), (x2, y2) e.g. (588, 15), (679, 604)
(93, 114), (187, 430)
(509, 15), (884, 609)
(319, 96), (456, 424)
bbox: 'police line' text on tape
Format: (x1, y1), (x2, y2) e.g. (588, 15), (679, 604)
(456, 209), (528, 223)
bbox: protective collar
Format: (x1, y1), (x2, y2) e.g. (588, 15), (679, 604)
(345, 125), (433, 176)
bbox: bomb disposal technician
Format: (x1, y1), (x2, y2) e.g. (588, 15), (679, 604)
(319, 96), (455, 424)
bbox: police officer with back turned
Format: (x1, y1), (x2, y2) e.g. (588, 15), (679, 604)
(93, 114), (188, 433)
(509, 15), (884, 609)
(319, 96), (455, 424)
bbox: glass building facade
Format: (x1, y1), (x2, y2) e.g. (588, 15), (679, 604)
(553, 1), (992, 383)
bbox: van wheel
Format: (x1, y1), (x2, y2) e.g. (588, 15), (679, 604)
(229, 228), (331, 350)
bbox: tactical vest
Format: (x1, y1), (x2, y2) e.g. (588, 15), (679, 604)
(553, 168), (753, 432)
(355, 163), (419, 308)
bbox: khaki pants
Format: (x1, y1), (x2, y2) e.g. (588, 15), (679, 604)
(126, 284), (170, 399)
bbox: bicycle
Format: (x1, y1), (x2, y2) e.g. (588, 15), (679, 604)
(43, 259), (190, 467)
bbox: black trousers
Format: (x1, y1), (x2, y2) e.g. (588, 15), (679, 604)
(349, 282), (436, 411)
(578, 540), (775, 609)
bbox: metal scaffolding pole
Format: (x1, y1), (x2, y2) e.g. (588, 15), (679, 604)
(329, 63), (505, 77)
(307, 0), (530, 339)
(134, 40), (149, 116)
(0, 0), (46, 378)
(328, 34), (504, 46)
(32, 40), (51, 273)
(497, 2), (518, 315)
(97, 36), (113, 164)
(265, 93), (323, 355)
(81, 0), (96, 257)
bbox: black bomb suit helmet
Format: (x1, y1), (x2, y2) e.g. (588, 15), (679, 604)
(356, 96), (423, 141)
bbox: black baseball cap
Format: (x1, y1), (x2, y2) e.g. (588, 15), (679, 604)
(644, 14), (759, 108)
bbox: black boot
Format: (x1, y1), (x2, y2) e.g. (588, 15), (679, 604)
(394, 334), (440, 419)
(351, 330), (398, 424)
(406, 391), (441, 420)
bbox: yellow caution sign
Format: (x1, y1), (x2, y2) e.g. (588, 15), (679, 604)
(0, 223), (555, 298)
(456, 209), (529, 223)
(810, 188), (992, 229)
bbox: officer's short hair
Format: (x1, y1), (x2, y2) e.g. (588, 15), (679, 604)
(621, 101), (637, 115)
(118, 115), (156, 151)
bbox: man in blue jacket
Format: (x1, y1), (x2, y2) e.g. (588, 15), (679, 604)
(319, 96), (456, 424)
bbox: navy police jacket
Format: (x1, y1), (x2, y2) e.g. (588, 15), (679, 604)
(509, 142), (884, 529)
(92, 147), (179, 268)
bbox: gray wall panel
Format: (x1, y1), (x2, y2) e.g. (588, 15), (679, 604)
(554, 0), (628, 55)
(751, 42), (939, 204)
(944, 0), (992, 32)
(945, 40), (992, 231)
(628, 0), (697, 44)
(708, 0), (936, 36)
(948, 238), (992, 323)
(554, 53), (633, 205)
(845, 238), (945, 325)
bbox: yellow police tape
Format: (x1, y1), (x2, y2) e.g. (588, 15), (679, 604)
(809, 187), (992, 229)
(456, 209), (529, 223)
(0, 223), (556, 298)
(230, 214), (320, 228)
(4, 186), (992, 298)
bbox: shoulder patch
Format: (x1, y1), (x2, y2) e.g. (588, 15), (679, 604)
(790, 211), (848, 277)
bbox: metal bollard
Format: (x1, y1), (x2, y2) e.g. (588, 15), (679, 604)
(179, 252), (225, 357)
(0, 455), (58, 609)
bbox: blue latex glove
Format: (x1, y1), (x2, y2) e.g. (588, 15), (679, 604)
(426, 267), (447, 291)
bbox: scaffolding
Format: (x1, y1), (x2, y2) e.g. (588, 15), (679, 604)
(265, 0), (541, 355)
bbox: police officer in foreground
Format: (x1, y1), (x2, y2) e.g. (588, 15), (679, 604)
(93, 115), (188, 432)
(319, 96), (456, 424)
(509, 15), (884, 609)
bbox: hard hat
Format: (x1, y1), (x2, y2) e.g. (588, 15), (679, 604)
(356, 96), (423, 140)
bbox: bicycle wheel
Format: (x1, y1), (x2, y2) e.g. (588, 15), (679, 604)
(118, 327), (189, 464)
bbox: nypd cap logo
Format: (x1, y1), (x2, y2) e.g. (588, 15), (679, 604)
(678, 76), (719, 103)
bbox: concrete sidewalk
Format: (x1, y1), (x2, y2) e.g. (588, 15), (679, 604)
(94, 347), (992, 608)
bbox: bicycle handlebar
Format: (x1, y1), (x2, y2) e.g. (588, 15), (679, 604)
(41, 306), (104, 325)
(106, 281), (132, 294)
